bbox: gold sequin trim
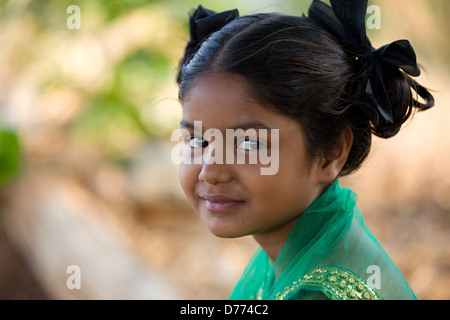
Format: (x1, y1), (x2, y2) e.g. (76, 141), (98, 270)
(275, 266), (382, 300)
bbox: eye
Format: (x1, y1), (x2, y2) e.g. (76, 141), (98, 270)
(184, 136), (208, 149)
(237, 138), (261, 151)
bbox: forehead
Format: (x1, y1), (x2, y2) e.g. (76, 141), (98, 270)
(181, 72), (288, 130)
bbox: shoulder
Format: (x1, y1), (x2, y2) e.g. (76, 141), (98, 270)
(275, 266), (383, 300)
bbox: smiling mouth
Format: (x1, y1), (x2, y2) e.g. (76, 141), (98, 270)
(199, 195), (246, 213)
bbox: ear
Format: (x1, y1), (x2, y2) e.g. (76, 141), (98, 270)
(317, 126), (354, 183)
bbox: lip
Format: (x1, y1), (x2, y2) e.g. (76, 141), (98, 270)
(199, 194), (246, 213)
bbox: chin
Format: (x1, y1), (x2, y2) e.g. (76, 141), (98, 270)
(204, 221), (250, 239)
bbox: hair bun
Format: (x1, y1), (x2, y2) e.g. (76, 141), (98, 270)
(367, 64), (434, 139)
(308, 0), (434, 138)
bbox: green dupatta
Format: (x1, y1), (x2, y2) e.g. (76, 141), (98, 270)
(229, 180), (416, 300)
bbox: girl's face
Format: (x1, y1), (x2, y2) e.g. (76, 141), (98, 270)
(179, 72), (326, 239)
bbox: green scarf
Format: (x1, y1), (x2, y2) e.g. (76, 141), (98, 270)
(229, 180), (416, 300)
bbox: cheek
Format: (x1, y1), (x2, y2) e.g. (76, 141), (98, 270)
(251, 172), (303, 205)
(251, 151), (314, 208)
(179, 163), (199, 205)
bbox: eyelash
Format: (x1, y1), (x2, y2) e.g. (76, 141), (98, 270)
(185, 136), (208, 149)
(184, 136), (265, 151)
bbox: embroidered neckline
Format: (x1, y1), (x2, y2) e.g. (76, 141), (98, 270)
(275, 266), (383, 300)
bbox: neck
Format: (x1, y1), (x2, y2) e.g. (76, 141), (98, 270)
(252, 216), (300, 265)
(252, 183), (327, 264)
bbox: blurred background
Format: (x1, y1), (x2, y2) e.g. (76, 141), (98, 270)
(0, 0), (449, 300)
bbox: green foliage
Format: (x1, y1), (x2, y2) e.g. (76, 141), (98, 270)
(0, 128), (21, 186)
(68, 49), (175, 160)
(113, 49), (173, 107)
(98, 0), (159, 21)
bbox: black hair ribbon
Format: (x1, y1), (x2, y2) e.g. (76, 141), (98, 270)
(182, 5), (239, 66)
(308, 0), (432, 125)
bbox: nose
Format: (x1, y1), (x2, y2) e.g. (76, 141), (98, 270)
(198, 144), (233, 184)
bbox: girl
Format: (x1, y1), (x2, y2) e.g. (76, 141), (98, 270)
(175, 0), (434, 300)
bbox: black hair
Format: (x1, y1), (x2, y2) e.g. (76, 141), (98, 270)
(177, 13), (434, 176)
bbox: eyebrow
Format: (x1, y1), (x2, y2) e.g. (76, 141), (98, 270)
(179, 120), (273, 131)
(179, 120), (195, 129)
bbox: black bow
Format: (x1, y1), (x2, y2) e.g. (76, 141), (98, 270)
(309, 0), (424, 125)
(183, 5), (239, 65)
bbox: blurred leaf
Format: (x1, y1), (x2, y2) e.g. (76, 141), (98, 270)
(98, 0), (159, 22)
(68, 47), (174, 160)
(114, 49), (173, 106)
(0, 128), (21, 186)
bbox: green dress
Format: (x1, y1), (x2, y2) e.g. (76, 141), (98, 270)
(229, 180), (416, 300)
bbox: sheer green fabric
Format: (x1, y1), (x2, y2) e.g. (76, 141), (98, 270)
(229, 180), (416, 300)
